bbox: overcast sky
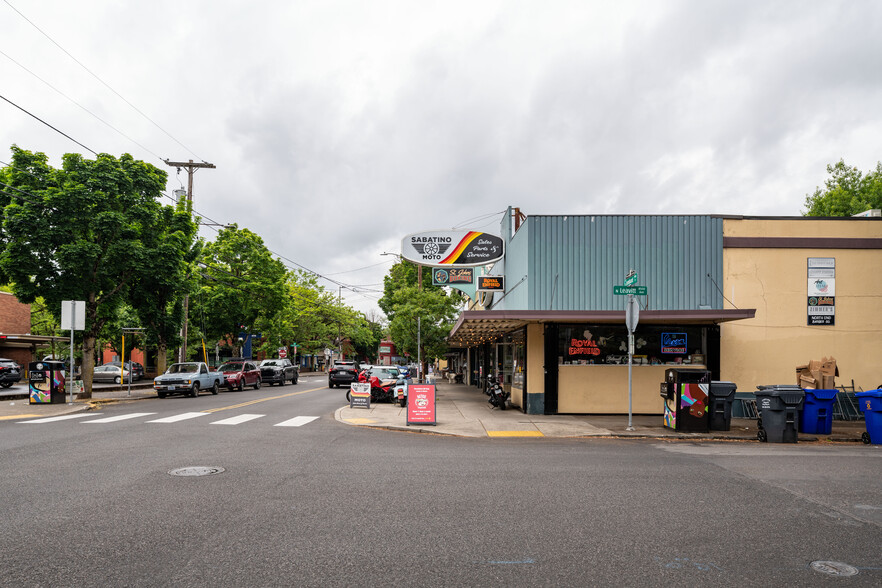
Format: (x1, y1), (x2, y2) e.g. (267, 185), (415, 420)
(2, 0), (881, 315)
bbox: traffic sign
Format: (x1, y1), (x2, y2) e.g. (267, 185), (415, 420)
(625, 295), (640, 333)
(624, 270), (638, 287)
(614, 286), (647, 295)
(278, 347), (287, 358)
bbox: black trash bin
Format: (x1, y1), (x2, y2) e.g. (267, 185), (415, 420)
(755, 385), (805, 443)
(661, 368), (711, 432)
(709, 381), (737, 431)
(28, 360), (67, 404)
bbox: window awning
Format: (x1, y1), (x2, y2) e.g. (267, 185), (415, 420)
(447, 308), (756, 347)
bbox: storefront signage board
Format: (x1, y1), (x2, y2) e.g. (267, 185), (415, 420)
(401, 230), (505, 266)
(407, 384), (436, 425)
(350, 382), (371, 409)
(614, 286), (647, 296)
(661, 333), (687, 354)
(432, 267), (474, 285)
(477, 275), (505, 291)
(807, 258), (835, 326)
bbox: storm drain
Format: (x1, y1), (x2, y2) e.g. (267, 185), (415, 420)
(168, 466), (225, 477)
(810, 561), (859, 577)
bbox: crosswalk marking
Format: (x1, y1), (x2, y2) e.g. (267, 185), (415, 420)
(274, 416), (319, 427)
(84, 413), (157, 423)
(18, 413), (102, 424)
(210, 413), (264, 425)
(147, 412), (208, 423)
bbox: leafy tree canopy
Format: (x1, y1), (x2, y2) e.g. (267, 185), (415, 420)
(803, 160), (882, 216)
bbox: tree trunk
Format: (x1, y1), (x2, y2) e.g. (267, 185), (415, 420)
(79, 334), (95, 399)
(156, 343), (168, 376)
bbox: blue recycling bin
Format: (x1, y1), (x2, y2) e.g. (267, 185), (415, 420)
(855, 389), (882, 445)
(799, 389), (838, 435)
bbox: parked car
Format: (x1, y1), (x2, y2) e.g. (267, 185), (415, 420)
(258, 358), (299, 386)
(93, 364), (131, 384)
(368, 365), (402, 383)
(105, 361), (145, 381)
(329, 360), (360, 388)
(0, 358), (22, 388)
(153, 362), (223, 398)
(217, 360), (262, 391)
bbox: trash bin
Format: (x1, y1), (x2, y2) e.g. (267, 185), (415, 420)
(755, 385), (805, 443)
(660, 368), (711, 432)
(855, 389), (882, 445)
(800, 389), (838, 435)
(28, 360), (67, 404)
(709, 381), (737, 431)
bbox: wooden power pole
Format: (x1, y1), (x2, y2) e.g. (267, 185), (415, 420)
(164, 159), (216, 363)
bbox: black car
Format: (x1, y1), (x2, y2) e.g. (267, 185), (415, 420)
(259, 358), (299, 386)
(0, 359), (22, 388)
(106, 361), (145, 380)
(329, 360), (360, 388)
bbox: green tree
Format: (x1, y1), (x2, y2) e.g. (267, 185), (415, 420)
(379, 261), (463, 375)
(803, 160), (882, 216)
(1, 147), (172, 397)
(196, 225), (287, 358)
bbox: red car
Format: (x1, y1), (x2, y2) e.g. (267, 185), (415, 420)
(217, 360), (261, 391)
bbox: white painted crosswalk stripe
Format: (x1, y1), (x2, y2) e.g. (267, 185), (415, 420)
(84, 413), (157, 423)
(147, 412), (208, 423)
(210, 413), (264, 425)
(18, 413), (101, 424)
(274, 416), (319, 427)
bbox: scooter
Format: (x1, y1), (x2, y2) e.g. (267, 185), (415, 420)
(346, 369), (398, 403)
(487, 374), (509, 410)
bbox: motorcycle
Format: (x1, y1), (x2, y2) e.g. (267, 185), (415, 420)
(487, 374), (509, 410)
(345, 369), (398, 403)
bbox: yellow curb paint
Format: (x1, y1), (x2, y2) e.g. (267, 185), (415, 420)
(202, 386), (325, 413)
(344, 418), (378, 424)
(487, 430), (544, 437)
(1, 414), (41, 421)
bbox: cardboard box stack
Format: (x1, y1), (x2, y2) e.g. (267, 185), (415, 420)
(795, 357), (838, 389)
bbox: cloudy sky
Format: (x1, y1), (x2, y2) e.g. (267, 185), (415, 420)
(2, 0), (881, 315)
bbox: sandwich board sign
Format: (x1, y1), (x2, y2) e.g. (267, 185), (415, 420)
(349, 382), (371, 409)
(406, 384), (436, 426)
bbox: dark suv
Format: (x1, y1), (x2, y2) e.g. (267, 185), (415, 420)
(0, 359), (22, 388)
(328, 360), (360, 388)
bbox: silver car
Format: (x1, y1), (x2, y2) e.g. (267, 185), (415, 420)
(94, 364), (131, 384)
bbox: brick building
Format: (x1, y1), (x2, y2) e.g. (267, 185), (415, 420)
(0, 291), (67, 366)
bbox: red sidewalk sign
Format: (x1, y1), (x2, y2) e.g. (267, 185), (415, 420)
(407, 384), (436, 426)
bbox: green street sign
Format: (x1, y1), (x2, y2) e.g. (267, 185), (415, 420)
(614, 286), (647, 295)
(624, 271), (638, 287)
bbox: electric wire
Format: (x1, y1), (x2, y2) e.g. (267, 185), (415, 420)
(2, 0), (203, 162)
(0, 93), (97, 155)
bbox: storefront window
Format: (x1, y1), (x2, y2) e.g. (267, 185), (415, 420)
(557, 324), (705, 366)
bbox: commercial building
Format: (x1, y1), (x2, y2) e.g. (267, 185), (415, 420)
(447, 209), (882, 415)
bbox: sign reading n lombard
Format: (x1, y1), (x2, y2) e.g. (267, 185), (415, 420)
(401, 230), (504, 266)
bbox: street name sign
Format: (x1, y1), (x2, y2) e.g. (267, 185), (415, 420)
(614, 286), (647, 296)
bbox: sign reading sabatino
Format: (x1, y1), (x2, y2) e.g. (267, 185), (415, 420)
(401, 230), (505, 266)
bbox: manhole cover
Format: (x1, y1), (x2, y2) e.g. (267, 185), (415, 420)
(810, 561), (859, 577)
(168, 466), (225, 477)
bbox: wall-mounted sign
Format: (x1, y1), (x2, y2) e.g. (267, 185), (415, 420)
(477, 275), (504, 291)
(661, 333), (687, 354)
(401, 230), (505, 266)
(432, 267), (474, 286)
(807, 258), (835, 325)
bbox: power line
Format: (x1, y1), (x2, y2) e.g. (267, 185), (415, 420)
(2, 0), (203, 161)
(1, 93), (97, 155)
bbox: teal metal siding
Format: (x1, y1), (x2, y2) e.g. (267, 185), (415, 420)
(525, 215), (723, 311)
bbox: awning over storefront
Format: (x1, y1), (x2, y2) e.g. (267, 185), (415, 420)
(448, 308), (756, 346)
(0, 334), (68, 348)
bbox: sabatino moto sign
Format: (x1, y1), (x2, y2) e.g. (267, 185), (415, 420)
(401, 230), (504, 266)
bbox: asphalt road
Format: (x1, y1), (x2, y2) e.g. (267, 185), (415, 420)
(1, 374), (880, 587)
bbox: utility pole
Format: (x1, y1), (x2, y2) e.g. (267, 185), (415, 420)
(164, 159), (216, 363)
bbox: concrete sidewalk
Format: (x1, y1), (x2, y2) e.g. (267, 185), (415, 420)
(336, 380), (870, 442)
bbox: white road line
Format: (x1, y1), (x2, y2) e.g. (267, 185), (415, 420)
(210, 413), (264, 425)
(83, 413), (157, 423)
(274, 416), (319, 427)
(147, 412), (209, 423)
(18, 413), (102, 424)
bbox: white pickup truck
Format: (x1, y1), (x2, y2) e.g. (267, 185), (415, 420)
(153, 362), (223, 398)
